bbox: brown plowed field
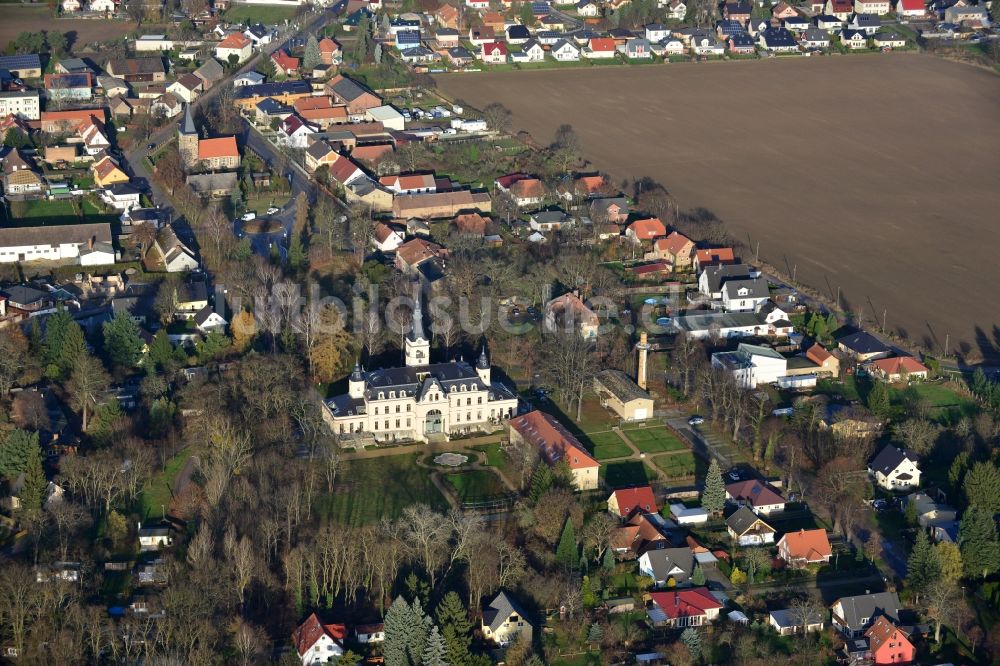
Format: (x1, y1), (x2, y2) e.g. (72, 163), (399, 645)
(437, 55), (1000, 361)
(0, 6), (137, 51)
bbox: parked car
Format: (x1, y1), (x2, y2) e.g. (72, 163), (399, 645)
(241, 212), (256, 221)
(266, 206), (280, 215)
(687, 415), (705, 426)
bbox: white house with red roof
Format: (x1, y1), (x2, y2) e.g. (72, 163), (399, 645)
(725, 479), (786, 515)
(866, 356), (929, 382)
(292, 613), (346, 665)
(608, 486), (659, 517)
(647, 588), (723, 628)
(372, 222), (405, 252)
(508, 410), (599, 490)
(895, 0), (926, 16)
(481, 41), (509, 64)
(777, 528), (833, 567)
(625, 217), (667, 242)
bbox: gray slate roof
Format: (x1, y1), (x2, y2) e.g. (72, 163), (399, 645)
(870, 444), (917, 475)
(0, 223), (111, 249)
(833, 592), (901, 630)
(642, 547), (695, 583)
(836, 330), (889, 355)
(703, 263), (751, 294)
(482, 591), (530, 633)
(726, 506), (774, 535)
(722, 278), (768, 300)
(595, 369), (650, 403)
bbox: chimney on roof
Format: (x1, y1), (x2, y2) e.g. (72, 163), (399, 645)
(88, 236), (94, 250)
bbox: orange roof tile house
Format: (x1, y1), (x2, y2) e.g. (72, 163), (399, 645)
(608, 486), (658, 517)
(867, 356), (929, 383)
(626, 217), (666, 242)
(508, 410), (599, 490)
(777, 528), (832, 566)
(197, 136), (240, 170)
(694, 247), (736, 271)
(865, 616), (916, 666)
(652, 231), (695, 267)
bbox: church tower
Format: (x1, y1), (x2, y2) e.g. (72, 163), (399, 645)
(404, 297), (430, 367)
(476, 346), (491, 385)
(178, 103), (198, 169)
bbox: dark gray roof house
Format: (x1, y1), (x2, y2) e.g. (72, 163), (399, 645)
(726, 505), (775, 536)
(722, 278), (768, 301)
(836, 330), (890, 357)
(702, 264), (751, 294)
(869, 444), (918, 477)
(831, 591), (901, 636)
(482, 590), (533, 642)
(639, 547), (695, 585)
(507, 25), (531, 40)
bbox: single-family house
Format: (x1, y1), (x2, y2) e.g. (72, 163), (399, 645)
(801, 27), (832, 47)
(855, 0), (890, 13)
(292, 613), (345, 665)
(651, 231), (694, 267)
(100, 183), (142, 211)
(584, 37), (617, 58)
(154, 225), (199, 272)
(216, 32), (253, 64)
(816, 14), (847, 31)
(826, 0), (854, 19)
(869, 444), (921, 490)
(354, 623), (384, 644)
(721, 278), (769, 312)
(693, 247), (736, 271)
(496, 174), (546, 207)
(777, 529), (833, 567)
(193, 58), (226, 89)
(0, 54), (42, 79)
(692, 35), (726, 55)
(784, 15), (811, 31)
(435, 28), (461, 47)
(849, 13), (882, 34)
(841, 28), (869, 48)
(772, 0), (800, 19)
(506, 24), (531, 44)
(608, 486), (658, 518)
(380, 173), (436, 194)
(166, 73), (203, 103)
(726, 506), (776, 546)
(107, 57), (166, 83)
(515, 39), (546, 62)
(271, 49), (300, 77)
(805, 343), (840, 376)
(469, 26), (496, 45)
(729, 32), (757, 52)
(243, 23), (274, 46)
(508, 410), (599, 490)
(435, 3), (460, 29)
(194, 305), (227, 333)
(769, 608), (826, 635)
(837, 330), (890, 361)
(2, 149), (44, 194)
(667, 0), (687, 20)
(394, 237), (446, 273)
(866, 617), (916, 665)
(872, 31), (907, 47)
(895, 0), (926, 16)
(638, 547), (695, 587)
(830, 591), (901, 637)
(481, 591), (533, 646)
(759, 26), (800, 51)
(867, 355), (929, 382)
(612, 511), (676, 559)
(593, 369), (654, 421)
(907, 491), (957, 528)
(447, 46), (475, 66)
(452, 212), (492, 237)
(529, 210), (570, 231)
(626, 217), (666, 242)
(278, 115), (317, 149)
(318, 38), (341, 65)
(577, 0), (601, 16)
(646, 23), (671, 43)
(551, 39), (582, 61)
(725, 479), (786, 514)
(372, 222), (405, 252)
(647, 588), (723, 628)
(590, 196), (629, 223)
(138, 525), (173, 551)
(626, 38), (653, 58)
(480, 41), (509, 64)
(232, 70), (265, 88)
(91, 155), (130, 187)
(544, 291), (600, 339)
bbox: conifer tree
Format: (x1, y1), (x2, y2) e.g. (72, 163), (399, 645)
(436, 592), (472, 666)
(906, 529), (940, 602)
(681, 627), (702, 659)
(866, 381), (891, 419)
(602, 546), (616, 573)
(103, 310), (145, 369)
(421, 626), (448, 666)
(303, 34), (321, 71)
(18, 440), (46, 514)
(702, 458), (725, 515)
(960, 506), (1000, 579)
(555, 518), (577, 569)
(528, 464), (552, 504)
(383, 596), (412, 666)
(691, 563), (706, 586)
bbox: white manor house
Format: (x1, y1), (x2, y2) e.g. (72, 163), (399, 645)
(322, 302), (519, 443)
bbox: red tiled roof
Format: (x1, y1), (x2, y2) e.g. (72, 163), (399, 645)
(806, 343), (832, 365)
(649, 588), (722, 620)
(655, 231), (693, 256)
(271, 49), (300, 72)
(496, 172), (531, 189)
(198, 136), (239, 159)
(396, 238), (445, 266)
(452, 212), (490, 235)
(695, 247), (736, 265)
(326, 153), (363, 184)
(725, 480), (785, 508)
(870, 356), (929, 376)
(611, 486), (658, 515)
(627, 217), (666, 240)
(319, 37), (340, 54)
(510, 177), (544, 199)
(295, 96), (336, 112)
(778, 528), (832, 562)
(633, 262), (669, 276)
(483, 41), (508, 56)
(218, 32), (252, 49)
(897, 0), (924, 9)
(508, 410), (598, 471)
(292, 613), (346, 657)
(351, 143), (394, 162)
(574, 175), (605, 193)
(865, 616), (913, 655)
(589, 38), (617, 51)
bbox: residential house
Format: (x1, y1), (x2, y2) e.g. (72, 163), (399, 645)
(830, 591), (901, 637)
(725, 479), (786, 514)
(480, 41), (509, 64)
(837, 330), (890, 361)
(784, 15), (811, 31)
(848, 13), (882, 34)
(372, 222), (405, 252)
(651, 231), (694, 267)
(508, 410), (599, 490)
(717, 18), (747, 39)
(447, 46), (475, 66)
(435, 28), (461, 47)
(496, 174), (546, 208)
(758, 26), (800, 51)
(666, 0), (687, 20)
(98, 75), (129, 99)
(772, 0), (800, 19)
(100, 182), (142, 211)
(907, 491), (956, 528)
(435, 3), (460, 29)
(646, 23), (671, 42)
(612, 511), (676, 558)
(216, 32), (254, 64)
(166, 73), (203, 103)
(819, 403), (884, 439)
(88, 0), (116, 11)
(354, 623), (384, 644)
(243, 23), (274, 46)
(2, 149), (44, 194)
(0, 223), (113, 265)
(78, 119), (110, 156)
(153, 225), (199, 272)
(698, 263), (750, 299)
(0, 91), (40, 121)
(326, 75), (382, 115)
(693, 247), (736, 271)
(380, 173), (436, 194)
(895, 0), (926, 16)
(151, 93), (184, 119)
(529, 210), (570, 231)
(872, 31), (907, 47)
(590, 197), (629, 223)
(608, 486), (659, 518)
(729, 32), (757, 52)
(43, 73), (93, 102)
(452, 212), (491, 236)
(278, 115), (317, 149)
(392, 190), (492, 219)
(91, 156), (129, 187)
(691, 35), (726, 55)
(107, 57), (166, 83)
(869, 444), (921, 491)
(594, 369), (654, 420)
(816, 14), (847, 31)
(62, 0), (82, 11)
(721, 279), (769, 312)
(552, 39), (582, 61)
(400, 46), (438, 64)
(232, 71), (265, 88)
(726, 506), (776, 546)
(841, 28), (869, 48)
(271, 49), (300, 77)
(670, 503), (709, 525)
(724, 1), (752, 21)
(304, 141), (341, 173)
(186, 171), (238, 198)
(469, 26), (496, 45)
(514, 39), (545, 62)
(138, 524), (173, 551)
(292, 613), (345, 665)
(801, 27), (832, 47)
(394, 238), (446, 273)
(481, 591), (533, 646)
(626, 38), (653, 58)
(855, 0), (890, 11)
(638, 547), (695, 587)
(769, 608), (825, 635)
(577, 0), (601, 16)
(626, 217), (666, 242)
(255, 98), (294, 125)
(867, 356), (929, 382)
(318, 38), (341, 65)
(506, 24), (531, 44)
(194, 305), (227, 333)
(235, 81), (313, 111)
(584, 37), (618, 58)
(646, 588), (723, 628)
(545, 291), (600, 339)
(194, 58), (226, 90)
(0, 54), (42, 79)
(826, 0), (854, 19)
(866, 616), (916, 665)
(805, 342), (840, 376)
(777, 529), (833, 567)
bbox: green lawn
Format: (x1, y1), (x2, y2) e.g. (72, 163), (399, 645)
(626, 427), (687, 454)
(224, 4), (299, 23)
(139, 449), (192, 519)
(601, 460), (657, 488)
(588, 431), (632, 460)
(3, 196), (117, 226)
(652, 452), (696, 479)
(317, 454), (447, 525)
(443, 469), (508, 502)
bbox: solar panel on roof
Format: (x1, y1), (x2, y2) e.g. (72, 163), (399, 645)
(0, 54), (41, 70)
